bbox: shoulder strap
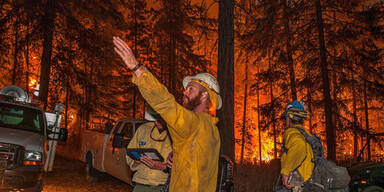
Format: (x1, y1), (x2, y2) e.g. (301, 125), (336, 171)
(291, 126), (324, 163)
(291, 126), (309, 139)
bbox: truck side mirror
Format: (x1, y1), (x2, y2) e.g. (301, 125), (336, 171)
(105, 122), (113, 134)
(58, 128), (68, 141)
(112, 133), (129, 148)
(47, 128), (68, 142)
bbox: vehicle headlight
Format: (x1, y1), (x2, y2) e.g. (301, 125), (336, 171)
(24, 151), (42, 161)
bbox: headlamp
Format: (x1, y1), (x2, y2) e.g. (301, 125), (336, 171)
(24, 151), (42, 161)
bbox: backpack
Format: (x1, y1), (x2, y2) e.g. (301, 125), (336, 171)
(292, 127), (351, 191)
(216, 155), (234, 192)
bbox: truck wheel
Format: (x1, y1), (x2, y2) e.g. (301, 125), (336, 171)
(363, 186), (384, 192)
(85, 153), (99, 182)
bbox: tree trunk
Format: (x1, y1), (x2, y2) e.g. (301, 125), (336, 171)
(282, 0), (297, 101)
(218, 0), (235, 161)
(167, 0), (177, 95)
(12, 10), (19, 85)
(24, 23), (30, 92)
(132, 0), (138, 119)
(271, 83), (277, 159)
(65, 38), (72, 130)
(315, 0), (336, 161)
(65, 78), (69, 129)
(360, 115), (364, 160)
(257, 66), (262, 164)
(39, 0), (56, 107)
(332, 68), (339, 156)
(84, 63), (89, 130)
(132, 90), (136, 118)
(267, 24), (277, 159)
(352, 72), (358, 160)
(363, 78), (371, 160)
(269, 66), (277, 159)
(240, 61), (248, 164)
(306, 81), (313, 133)
(305, 37), (313, 133)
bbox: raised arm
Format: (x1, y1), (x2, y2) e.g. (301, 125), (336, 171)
(113, 37), (199, 139)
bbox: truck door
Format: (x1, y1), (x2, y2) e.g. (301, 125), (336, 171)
(101, 121), (122, 171)
(103, 121), (123, 177)
(104, 121), (134, 184)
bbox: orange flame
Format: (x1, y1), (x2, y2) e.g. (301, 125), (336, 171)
(235, 129), (278, 164)
(29, 78), (37, 88)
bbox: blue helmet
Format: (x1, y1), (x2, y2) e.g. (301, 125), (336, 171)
(282, 100), (308, 121)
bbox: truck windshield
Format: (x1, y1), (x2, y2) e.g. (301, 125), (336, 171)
(0, 103), (44, 133)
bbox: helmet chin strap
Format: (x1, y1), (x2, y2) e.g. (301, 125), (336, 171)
(192, 80), (219, 111)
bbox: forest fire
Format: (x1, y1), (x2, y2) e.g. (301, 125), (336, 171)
(250, 135), (275, 163)
(1, 0), (384, 191)
(235, 130), (277, 164)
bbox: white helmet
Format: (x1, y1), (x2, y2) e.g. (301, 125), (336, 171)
(182, 73), (222, 110)
(144, 105), (161, 121)
(144, 111), (156, 121)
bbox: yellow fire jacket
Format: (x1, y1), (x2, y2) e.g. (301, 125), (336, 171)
(132, 68), (221, 192)
(126, 122), (172, 186)
(281, 124), (314, 182)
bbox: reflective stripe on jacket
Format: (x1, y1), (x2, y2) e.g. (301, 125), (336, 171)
(281, 125), (314, 181)
(132, 68), (221, 192)
(126, 122), (172, 186)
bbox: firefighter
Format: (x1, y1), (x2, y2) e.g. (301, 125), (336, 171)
(126, 106), (172, 192)
(113, 36), (221, 192)
(280, 100), (315, 192)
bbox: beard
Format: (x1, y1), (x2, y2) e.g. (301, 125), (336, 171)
(183, 94), (202, 110)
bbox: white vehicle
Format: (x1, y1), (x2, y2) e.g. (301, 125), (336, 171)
(0, 85), (67, 192)
(80, 118), (146, 184)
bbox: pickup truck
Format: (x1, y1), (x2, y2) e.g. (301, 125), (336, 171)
(0, 85), (68, 192)
(81, 118), (234, 191)
(80, 118), (146, 184)
(348, 133), (384, 192)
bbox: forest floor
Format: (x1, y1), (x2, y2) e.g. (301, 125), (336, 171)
(55, 138), (281, 192)
(42, 155), (132, 192)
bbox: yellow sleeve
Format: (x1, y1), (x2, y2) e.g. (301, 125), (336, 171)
(281, 130), (307, 176)
(126, 125), (143, 171)
(132, 68), (199, 139)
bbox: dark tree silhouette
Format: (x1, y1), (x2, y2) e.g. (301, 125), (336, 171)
(218, 0), (235, 160)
